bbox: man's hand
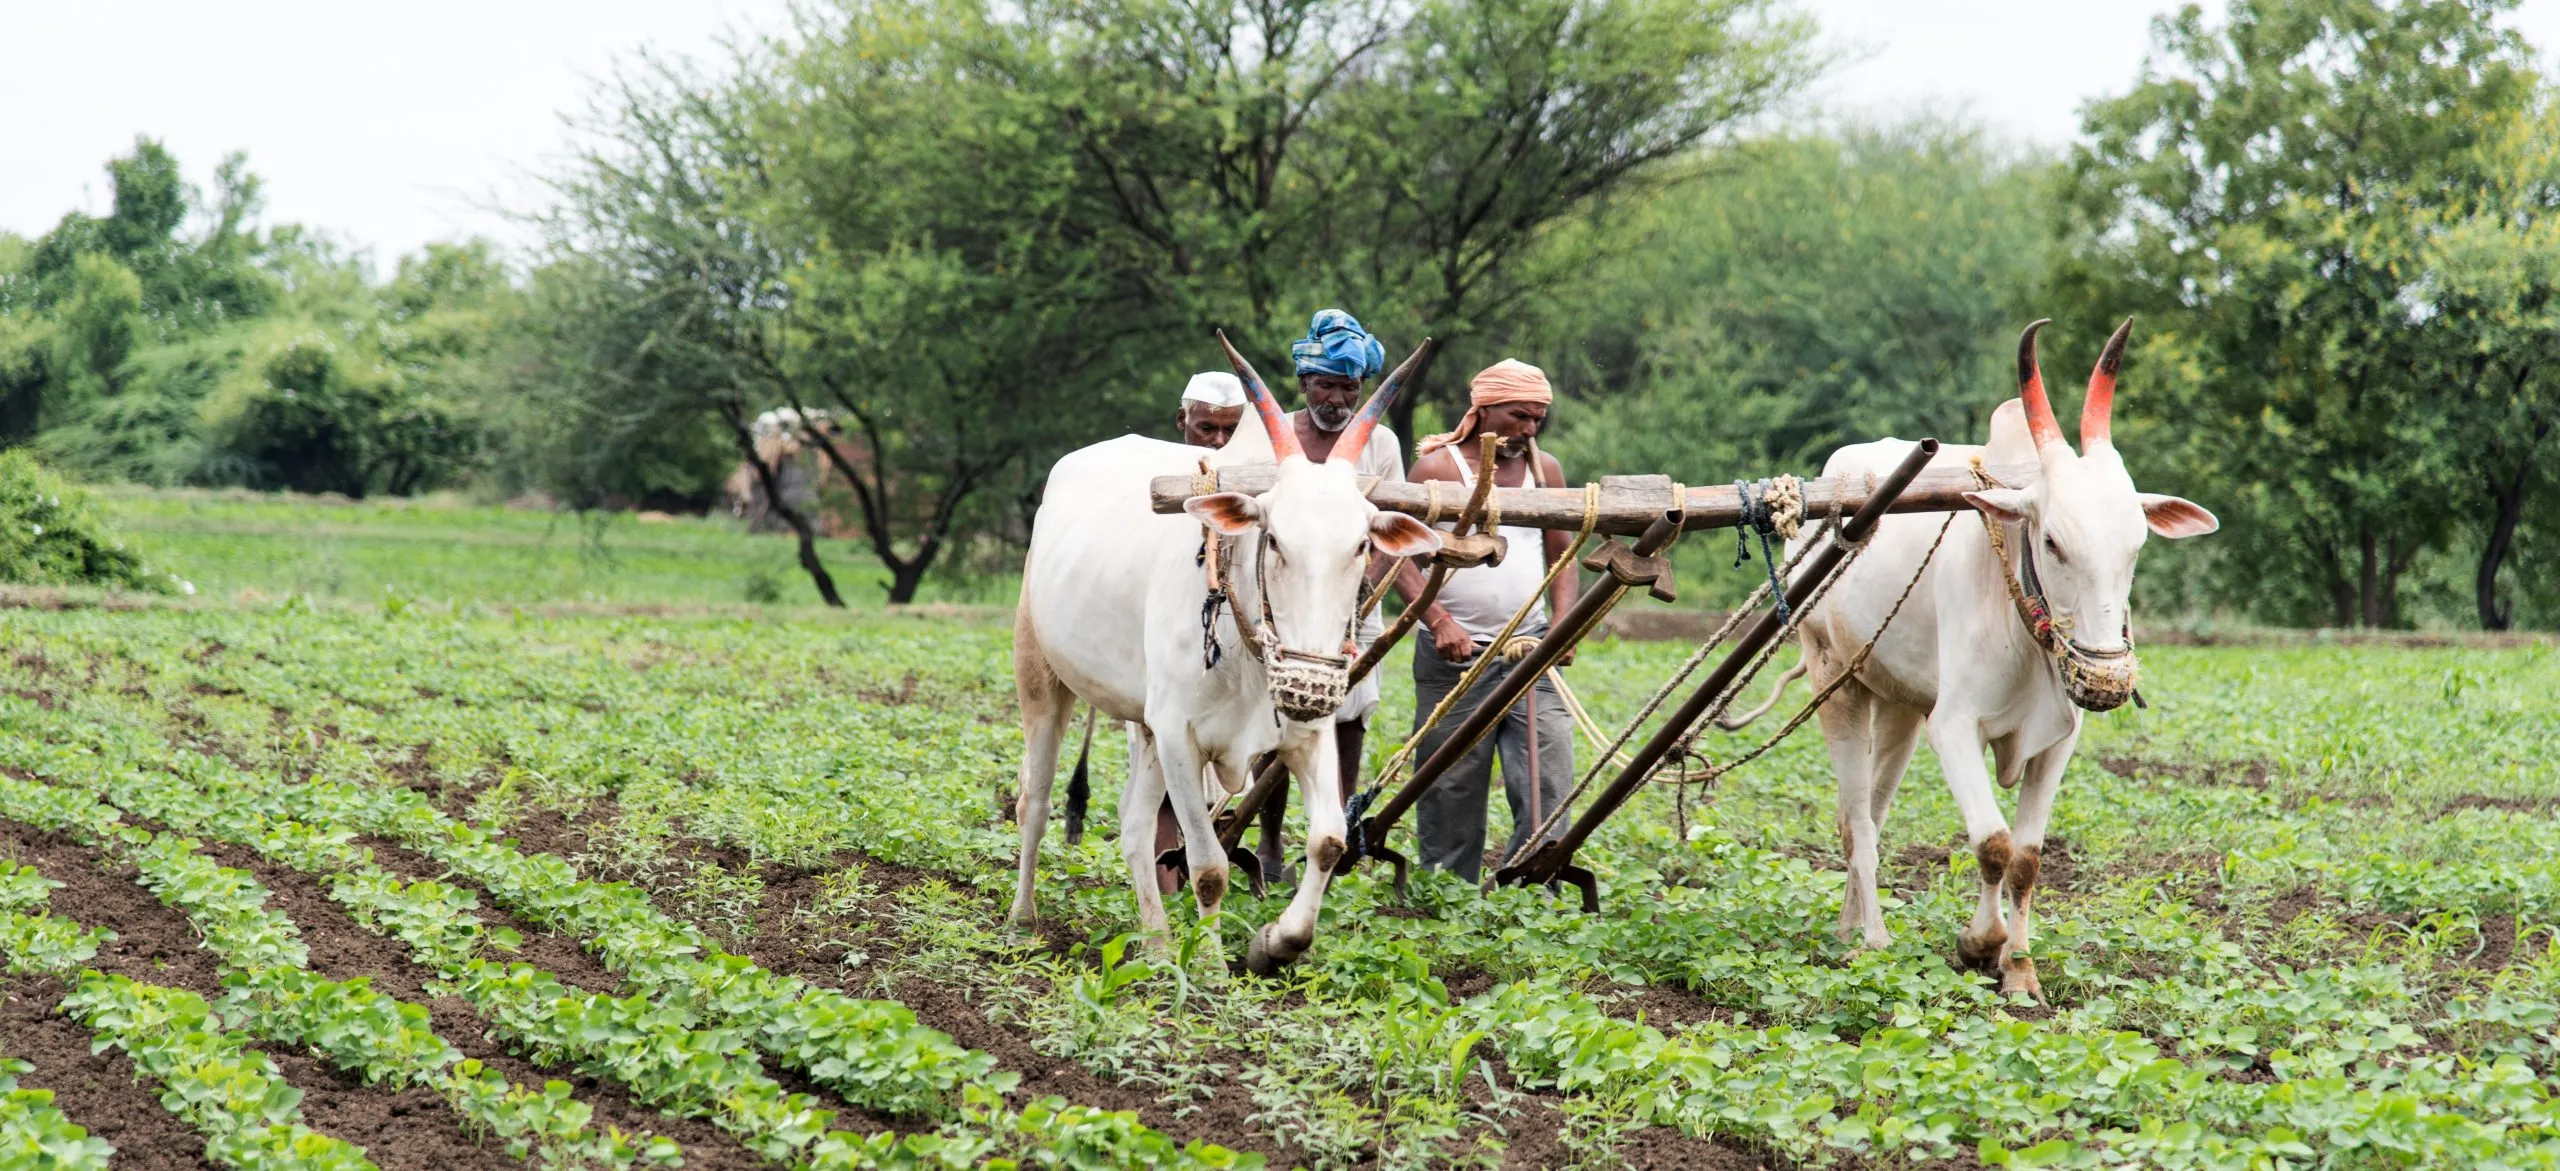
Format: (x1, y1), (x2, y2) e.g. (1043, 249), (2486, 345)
(1430, 615), (1476, 662)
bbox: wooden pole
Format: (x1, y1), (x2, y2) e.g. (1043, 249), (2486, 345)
(1492, 439), (1943, 909)
(1150, 459), (2030, 536)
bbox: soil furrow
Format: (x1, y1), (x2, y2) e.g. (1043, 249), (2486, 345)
(193, 840), (770, 1171)
(0, 974), (218, 1171)
(339, 831), (908, 1138)
(0, 815), (532, 1167)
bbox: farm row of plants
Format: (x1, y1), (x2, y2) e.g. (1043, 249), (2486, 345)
(0, 686), (1259, 1169)
(2, 604), (2558, 1165)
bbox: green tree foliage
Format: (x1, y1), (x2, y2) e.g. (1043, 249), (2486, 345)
(0, 139), (493, 497)
(2418, 105), (2560, 629)
(525, 0), (1817, 603)
(1535, 122), (2050, 490)
(0, 449), (177, 593)
(2052, 0), (2542, 627)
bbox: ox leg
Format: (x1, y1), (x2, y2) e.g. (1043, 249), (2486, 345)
(1932, 717), (2011, 974)
(1008, 611), (1074, 930)
(1867, 703), (1925, 835)
(1249, 722), (1342, 976)
(1814, 673), (1891, 951)
(1121, 725), (1175, 945)
(1154, 733), (1231, 974)
(1998, 735), (2076, 1001)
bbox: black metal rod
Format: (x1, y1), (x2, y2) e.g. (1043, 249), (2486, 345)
(1501, 438), (1942, 887)
(1360, 511), (1686, 849)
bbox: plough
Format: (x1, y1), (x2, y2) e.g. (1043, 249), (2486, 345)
(1144, 436), (1957, 910)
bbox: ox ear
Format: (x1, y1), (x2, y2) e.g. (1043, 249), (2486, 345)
(1368, 512), (1442, 559)
(2137, 494), (2219, 538)
(1962, 487), (2035, 526)
(1185, 492), (1263, 535)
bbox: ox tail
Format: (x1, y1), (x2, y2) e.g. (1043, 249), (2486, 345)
(1715, 662), (1808, 730)
(1063, 705), (1098, 844)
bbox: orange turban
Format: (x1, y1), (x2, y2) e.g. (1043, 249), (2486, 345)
(1418, 359), (1553, 457)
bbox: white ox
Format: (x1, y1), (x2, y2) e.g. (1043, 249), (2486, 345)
(1750, 319), (2217, 999)
(1009, 337), (1439, 973)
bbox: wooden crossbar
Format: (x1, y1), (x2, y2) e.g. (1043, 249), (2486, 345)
(1147, 461), (2036, 534)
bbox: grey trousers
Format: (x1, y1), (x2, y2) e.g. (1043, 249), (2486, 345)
(1411, 624), (1576, 883)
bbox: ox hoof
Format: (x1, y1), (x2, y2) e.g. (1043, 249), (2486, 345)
(1955, 927), (2007, 974)
(2000, 956), (2042, 1001)
(1244, 924), (1298, 977)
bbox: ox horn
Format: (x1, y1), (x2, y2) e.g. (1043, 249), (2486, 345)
(1332, 338), (1434, 465)
(2016, 319), (2064, 453)
(2082, 317), (2133, 450)
(1217, 329), (1299, 461)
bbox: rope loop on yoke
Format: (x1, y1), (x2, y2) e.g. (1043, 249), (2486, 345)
(1732, 475), (1805, 624)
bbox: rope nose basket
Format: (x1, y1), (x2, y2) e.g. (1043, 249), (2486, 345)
(1263, 638), (1354, 723)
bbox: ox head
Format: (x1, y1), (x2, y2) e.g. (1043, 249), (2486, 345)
(1185, 331), (1441, 681)
(1964, 319), (2218, 657)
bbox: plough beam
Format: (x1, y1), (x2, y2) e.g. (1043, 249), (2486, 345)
(1355, 510), (1687, 860)
(1493, 438), (1941, 899)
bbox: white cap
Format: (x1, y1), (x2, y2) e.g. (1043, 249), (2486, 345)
(1181, 371), (1246, 408)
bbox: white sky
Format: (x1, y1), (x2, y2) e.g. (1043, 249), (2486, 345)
(6, 0), (2560, 269)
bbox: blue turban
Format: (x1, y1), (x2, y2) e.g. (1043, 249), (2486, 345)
(1290, 309), (1384, 380)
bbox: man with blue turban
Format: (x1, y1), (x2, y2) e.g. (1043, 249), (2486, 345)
(1253, 309), (1406, 883)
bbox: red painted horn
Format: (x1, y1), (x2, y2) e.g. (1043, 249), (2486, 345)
(2083, 317), (2132, 449)
(2016, 319), (2063, 451)
(1217, 329), (1299, 460)
(1332, 339), (1433, 465)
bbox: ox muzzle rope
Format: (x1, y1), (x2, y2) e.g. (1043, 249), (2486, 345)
(1200, 523), (1362, 725)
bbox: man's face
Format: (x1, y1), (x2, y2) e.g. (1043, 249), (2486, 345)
(1299, 373), (1363, 432)
(1481, 401), (1548, 457)
(1177, 403), (1245, 449)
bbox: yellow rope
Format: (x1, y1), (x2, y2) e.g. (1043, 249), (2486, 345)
(1372, 482), (1601, 793)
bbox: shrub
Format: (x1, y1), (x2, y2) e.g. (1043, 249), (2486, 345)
(0, 449), (181, 592)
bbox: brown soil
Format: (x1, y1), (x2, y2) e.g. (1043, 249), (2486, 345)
(194, 840), (771, 1171)
(2442, 794), (2556, 817)
(0, 975), (218, 1170)
(344, 834), (622, 995)
(251, 1045), (521, 1171)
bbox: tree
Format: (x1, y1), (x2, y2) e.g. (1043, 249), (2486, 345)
(2422, 104), (2560, 629)
(1316, 0), (1820, 441)
(2051, 0), (2539, 627)
(1532, 122), (2051, 489)
(528, 58), (852, 606)
(977, 0), (1818, 447)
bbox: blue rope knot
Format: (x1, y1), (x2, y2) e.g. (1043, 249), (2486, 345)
(1733, 479), (1791, 625)
(1342, 786), (1381, 865)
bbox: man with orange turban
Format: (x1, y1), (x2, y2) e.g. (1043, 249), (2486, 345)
(1404, 359), (1578, 882)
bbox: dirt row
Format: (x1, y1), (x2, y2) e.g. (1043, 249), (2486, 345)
(0, 812), (773, 1171)
(483, 796), (1783, 1171)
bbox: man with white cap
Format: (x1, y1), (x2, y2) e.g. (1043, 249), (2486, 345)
(1175, 371), (1247, 449)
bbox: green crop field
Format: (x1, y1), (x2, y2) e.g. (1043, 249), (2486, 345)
(0, 492), (2556, 1169)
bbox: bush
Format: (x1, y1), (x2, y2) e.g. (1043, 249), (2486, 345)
(0, 450), (181, 593)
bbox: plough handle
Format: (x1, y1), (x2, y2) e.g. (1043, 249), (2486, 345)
(1496, 438), (1943, 896)
(1212, 436), (1501, 857)
(1360, 509), (1687, 852)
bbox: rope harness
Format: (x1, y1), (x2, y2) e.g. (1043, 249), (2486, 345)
(1732, 475), (1804, 623)
(1194, 458), (1363, 724)
(1968, 456), (2143, 713)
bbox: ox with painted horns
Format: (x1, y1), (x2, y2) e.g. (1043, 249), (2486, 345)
(1733, 317), (2217, 1000)
(1010, 331), (1440, 975)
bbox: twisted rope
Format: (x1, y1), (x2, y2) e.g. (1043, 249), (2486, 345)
(1361, 482), (1602, 807)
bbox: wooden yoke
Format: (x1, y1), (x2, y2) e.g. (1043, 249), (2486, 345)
(1492, 439), (1943, 911)
(1149, 459), (2037, 535)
